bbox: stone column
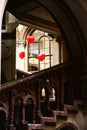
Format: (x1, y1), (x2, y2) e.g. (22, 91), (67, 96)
(9, 90), (16, 130)
(5, 116), (8, 130)
(33, 103), (36, 123)
(22, 103), (26, 124)
(37, 80), (41, 116)
(55, 90), (58, 110)
(46, 93), (50, 110)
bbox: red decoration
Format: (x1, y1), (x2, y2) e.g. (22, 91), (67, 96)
(19, 52), (25, 59)
(26, 36), (35, 44)
(37, 54), (46, 61)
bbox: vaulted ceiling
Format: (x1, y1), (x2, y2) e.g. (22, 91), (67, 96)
(6, 0), (60, 35)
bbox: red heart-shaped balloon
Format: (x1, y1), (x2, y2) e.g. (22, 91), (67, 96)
(19, 52), (25, 59)
(37, 54), (46, 61)
(26, 36), (35, 44)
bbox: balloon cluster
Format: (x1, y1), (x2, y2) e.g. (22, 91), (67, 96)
(19, 36), (46, 61)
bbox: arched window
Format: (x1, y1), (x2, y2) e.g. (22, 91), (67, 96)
(16, 25), (68, 74)
(28, 32), (54, 71)
(41, 87), (55, 101)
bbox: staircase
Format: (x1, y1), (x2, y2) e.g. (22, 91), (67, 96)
(16, 100), (83, 130)
(1, 59), (84, 130)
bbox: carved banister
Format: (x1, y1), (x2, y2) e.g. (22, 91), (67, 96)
(1, 59), (82, 92)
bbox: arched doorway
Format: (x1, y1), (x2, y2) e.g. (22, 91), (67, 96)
(0, 110), (6, 130)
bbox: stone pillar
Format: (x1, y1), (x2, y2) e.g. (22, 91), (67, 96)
(45, 79), (51, 110)
(22, 103), (25, 124)
(9, 90), (16, 130)
(37, 80), (41, 116)
(33, 103), (36, 123)
(60, 78), (65, 110)
(55, 74), (60, 110)
(55, 90), (58, 110)
(61, 81), (64, 105)
(6, 116), (8, 130)
(45, 90), (50, 110)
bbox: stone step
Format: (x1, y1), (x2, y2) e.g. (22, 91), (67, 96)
(16, 123), (44, 130)
(64, 104), (77, 113)
(27, 124), (44, 130)
(41, 116), (56, 126)
(53, 110), (67, 120)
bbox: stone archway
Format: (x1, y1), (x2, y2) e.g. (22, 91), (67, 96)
(1, 0), (86, 85)
(1, 0), (87, 86)
(56, 123), (78, 130)
(5, 0), (85, 59)
(23, 94), (36, 123)
(37, 0), (84, 59)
